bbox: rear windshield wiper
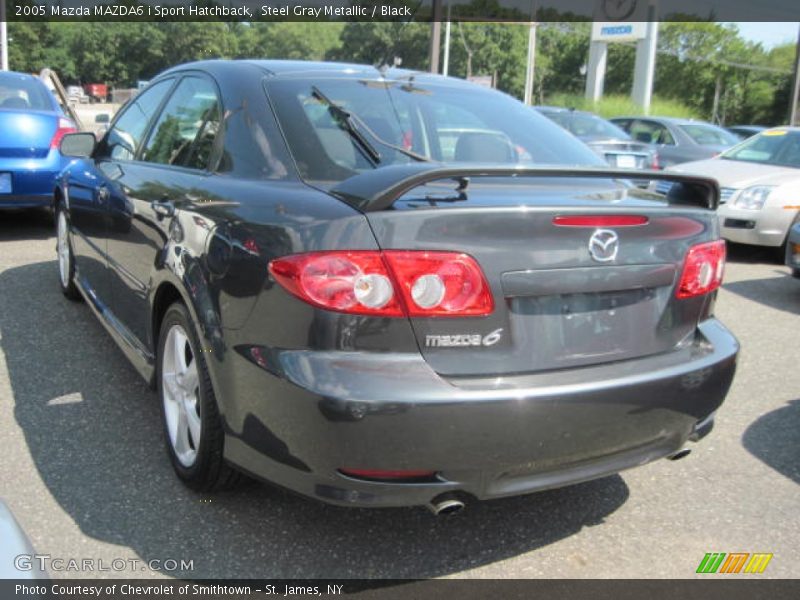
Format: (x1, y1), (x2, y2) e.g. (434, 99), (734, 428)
(310, 86), (431, 165)
(311, 86), (381, 165)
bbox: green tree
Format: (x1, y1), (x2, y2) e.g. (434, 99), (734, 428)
(238, 23), (344, 60)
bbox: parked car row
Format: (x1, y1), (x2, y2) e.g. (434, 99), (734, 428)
(537, 107), (746, 170)
(661, 128), (800, 253)
(535, 107), (658, 170)
(536, 105), (799, 258)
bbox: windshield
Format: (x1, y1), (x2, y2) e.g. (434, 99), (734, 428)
(679, 123), (739, 147)
(266, 78), (602, 184)
(721, 130), (800, 168)
(0, 73), (54, 112)
(545, 111), (630, 140)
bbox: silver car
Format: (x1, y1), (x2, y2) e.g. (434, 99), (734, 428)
(665, 128), (800, 249)
(0, 500), (46, 579)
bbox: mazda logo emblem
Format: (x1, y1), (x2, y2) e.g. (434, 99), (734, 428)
(588, 229), (619, 262)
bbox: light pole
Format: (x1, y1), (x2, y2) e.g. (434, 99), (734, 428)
(0, 0), (8, 71)
(442, 3), (451, 77)
(523, 22), (538, 105)
(790, 23), (800, 126)
(429, 0), (443, 74)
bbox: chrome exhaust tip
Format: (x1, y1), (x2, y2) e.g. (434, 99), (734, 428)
(428, 494), (466, 516)
(667, 448), (692, 461)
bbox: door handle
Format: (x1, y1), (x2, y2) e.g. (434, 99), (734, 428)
(151, 199), (175, 219)
(97, 186), (110, 202)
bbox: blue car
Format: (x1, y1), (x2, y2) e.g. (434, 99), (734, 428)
(0, 71), (75, 211)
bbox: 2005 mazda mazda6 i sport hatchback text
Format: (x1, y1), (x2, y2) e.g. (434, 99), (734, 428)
(54, 60), (738, 512)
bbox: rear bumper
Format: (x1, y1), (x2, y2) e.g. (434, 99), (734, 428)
(0, 193), (53, 209)
(0, 151), (67, 210)
(222, 318), (738, 508)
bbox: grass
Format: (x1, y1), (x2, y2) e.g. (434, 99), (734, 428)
(543, 93), (702, 120)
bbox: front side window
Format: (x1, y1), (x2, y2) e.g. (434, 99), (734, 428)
(142, 76), (221, 170)
(104, 79), (174, 161)
(267, 78), (602, 184)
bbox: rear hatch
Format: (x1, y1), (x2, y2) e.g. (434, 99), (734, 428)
(0, 110), (57, 159)
(356, 175), (717, 377)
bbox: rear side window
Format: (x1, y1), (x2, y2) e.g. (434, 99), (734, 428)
(141, 76), (221, 170)
(104, 79), (173, 161)
(679, 124), (739, 147)
(630, 120), (674, 145)
(0, 73), (53, 111)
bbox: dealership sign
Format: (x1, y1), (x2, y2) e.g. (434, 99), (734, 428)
(591, 21), (648, 42)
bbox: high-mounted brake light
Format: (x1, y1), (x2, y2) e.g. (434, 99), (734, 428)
(553, 215), (649, 227)
(268, 250), (494, 318)
(51, 117), (77, 150)
(676, 240), (726, 299)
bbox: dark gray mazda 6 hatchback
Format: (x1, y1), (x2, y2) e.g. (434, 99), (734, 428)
(54, 60), (738, 513)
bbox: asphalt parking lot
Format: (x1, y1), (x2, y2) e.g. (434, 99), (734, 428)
(0, 210), (798, 579)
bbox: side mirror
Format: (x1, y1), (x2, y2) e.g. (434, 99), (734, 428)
(60, 132), (97, 158)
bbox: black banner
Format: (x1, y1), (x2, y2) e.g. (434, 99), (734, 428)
(4, 580), (800, 600)
(6, 0), (800, 23)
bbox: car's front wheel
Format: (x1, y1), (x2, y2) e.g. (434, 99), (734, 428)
(157, 302), (241, 491)
(56, 205), (81, 301)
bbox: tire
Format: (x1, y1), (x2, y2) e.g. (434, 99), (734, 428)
(157, 302), (242, 491)
(55, 205), (81, 301)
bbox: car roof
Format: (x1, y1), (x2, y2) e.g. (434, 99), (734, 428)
(0, 71), (43, 83)
(610, 115), (714, 126)
(728, 125), (768, 130)
(160, 59), (480, 91)
(534, 106), (605, 118)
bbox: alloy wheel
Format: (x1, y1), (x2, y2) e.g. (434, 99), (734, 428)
(57, 211), (71, 288)
(161, 325), (202, 467)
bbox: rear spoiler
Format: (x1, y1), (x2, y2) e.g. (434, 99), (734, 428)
(329, 164), (720, 212)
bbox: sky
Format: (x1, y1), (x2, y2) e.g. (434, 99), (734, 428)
(733, 22), (800, 48)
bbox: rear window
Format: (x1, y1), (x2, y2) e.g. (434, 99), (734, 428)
(266, 77), (602, 184)
(548, 112), (631, 140)
(679, 124), (739, 147)
(0, 73), (53, 111)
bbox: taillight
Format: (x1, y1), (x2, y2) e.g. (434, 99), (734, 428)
(651, 152), (660, 170)
(268, 252), (403, 316)
(51, 117), (77, 150)
(268, 250), (493, 318)
(676, 240), (726, 299)
(384, 251), (493, 316)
